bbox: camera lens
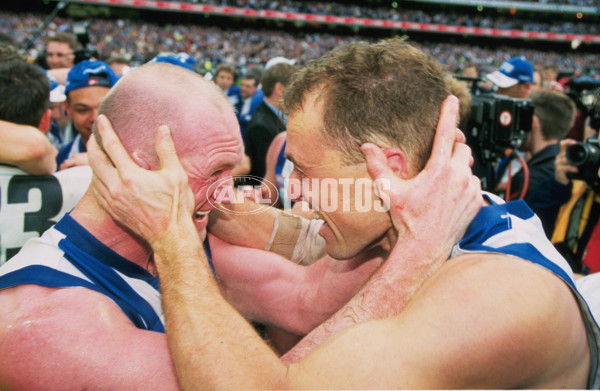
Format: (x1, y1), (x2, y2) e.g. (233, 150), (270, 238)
(566, 143), (589, 166)
(566, 142), (600, 167)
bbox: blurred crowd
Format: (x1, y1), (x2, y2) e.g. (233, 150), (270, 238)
(1, 11), (599, 77)
(180, 0), (600, 11)
(140, 0), (600, 35)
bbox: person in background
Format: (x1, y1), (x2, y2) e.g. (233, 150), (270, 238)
(244, 62), (295, 185)
(238, 67), (263, 138)
(45, 32), (79, 70)
(507, 89), (576, 235)
(214, 63), (242, 115)
(55, 59), (119, 170)
(0, 60), (56, 175)
(486, 56), (535, 99)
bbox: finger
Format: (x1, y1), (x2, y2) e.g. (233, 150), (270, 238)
(88, 131), (122, 190)
(361, 143), (398, 183)
(155, 125), (184, 172)
(428, 95), (460, 166)
(96, 114), (136, 172)
(451, 143), (473, 170)
(559, 138), (576, 154)
(59, 161), (71, 170)
(455, 128), (466, 144)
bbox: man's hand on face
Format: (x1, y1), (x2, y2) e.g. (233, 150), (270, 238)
(87, 114), (198, 247)
(361, 95), (483, 261)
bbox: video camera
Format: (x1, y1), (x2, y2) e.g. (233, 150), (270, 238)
(467, 94), (534, 160)
(73, 22), (98, 64)
(565, 74), (600, 110)
(466, 93), (534, 190)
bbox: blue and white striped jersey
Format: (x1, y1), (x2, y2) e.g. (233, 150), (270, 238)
(452, 192), (600, 389)
(0, 213), (164, 332)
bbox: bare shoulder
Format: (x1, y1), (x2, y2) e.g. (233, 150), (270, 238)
(0, 285), (176, 390)
(405, 253), (590, 388)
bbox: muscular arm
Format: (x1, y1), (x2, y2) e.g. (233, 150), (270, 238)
(0, 285), (178, 390)
(0, 120), (57, 175)
(209, 234), (383, 335)
(156, 228), (591, 389)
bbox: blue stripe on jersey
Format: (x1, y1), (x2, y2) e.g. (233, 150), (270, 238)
(0, 265), (160, 331)
(458, 199), (575, 286)
(0, 214), (164, 332)
(55, 215), (159, 286)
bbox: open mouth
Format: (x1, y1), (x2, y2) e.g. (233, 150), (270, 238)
(194, 210), (211, 224)
(313, 211), (330, 236)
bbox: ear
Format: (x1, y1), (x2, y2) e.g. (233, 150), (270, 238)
(131, 150), (152, 170)
(38, 109), (52, 134)
(274, 82), (285, 97)
(531, 114), (541, 133)
(381, 147), (409, 178)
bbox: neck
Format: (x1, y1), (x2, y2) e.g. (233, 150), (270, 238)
(264, 95), (281, 111)
(70, 189), (155, 275)
(532, 138), (557, 155)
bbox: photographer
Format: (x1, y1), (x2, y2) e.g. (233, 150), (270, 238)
(549, 93), (600, 274)
(506, 90), (576, 228)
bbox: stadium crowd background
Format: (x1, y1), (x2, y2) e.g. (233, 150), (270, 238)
(1, 0), (600, 77)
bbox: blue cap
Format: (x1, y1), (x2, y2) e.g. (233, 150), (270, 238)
(485, 56), (534, 88)
(65, 60), (120, 94)
(148, 52), (197, 71)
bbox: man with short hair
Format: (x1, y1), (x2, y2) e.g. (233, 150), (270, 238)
(0, 60), (56, 175)
(244, 62), (295, 184)
(0, 60), (89, 265)
(238, 67), (262, 137)
(486, 56), (535, 98)
(45, 32), (80, 70)
(214, 63), (242, 114)
(89, 39), (600, 389)
(56, 59), (119, 169)
(508, 90), (576, 220)
(0, 63), (243, 389)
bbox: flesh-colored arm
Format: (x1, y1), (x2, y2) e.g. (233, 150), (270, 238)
(209, 234), (383, 335)
(0, 120), (57, 175)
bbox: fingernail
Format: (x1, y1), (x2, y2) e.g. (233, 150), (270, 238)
(361, 143), (372, 155)
(97, 114), (107, 128)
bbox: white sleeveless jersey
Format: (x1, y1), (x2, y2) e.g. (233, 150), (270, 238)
(0, 213), (164, 331)
(451, 192), (600, 389)
(0, 165), (91, 264)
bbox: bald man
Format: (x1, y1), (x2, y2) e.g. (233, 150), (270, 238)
(0, 63), (245, 389)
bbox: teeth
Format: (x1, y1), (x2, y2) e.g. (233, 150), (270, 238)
(194, 210), (211, 218)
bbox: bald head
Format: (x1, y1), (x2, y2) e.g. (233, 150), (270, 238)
(95, 63), (240, 168)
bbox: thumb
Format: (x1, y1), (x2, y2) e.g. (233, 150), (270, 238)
(362, 143), (392, 181)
